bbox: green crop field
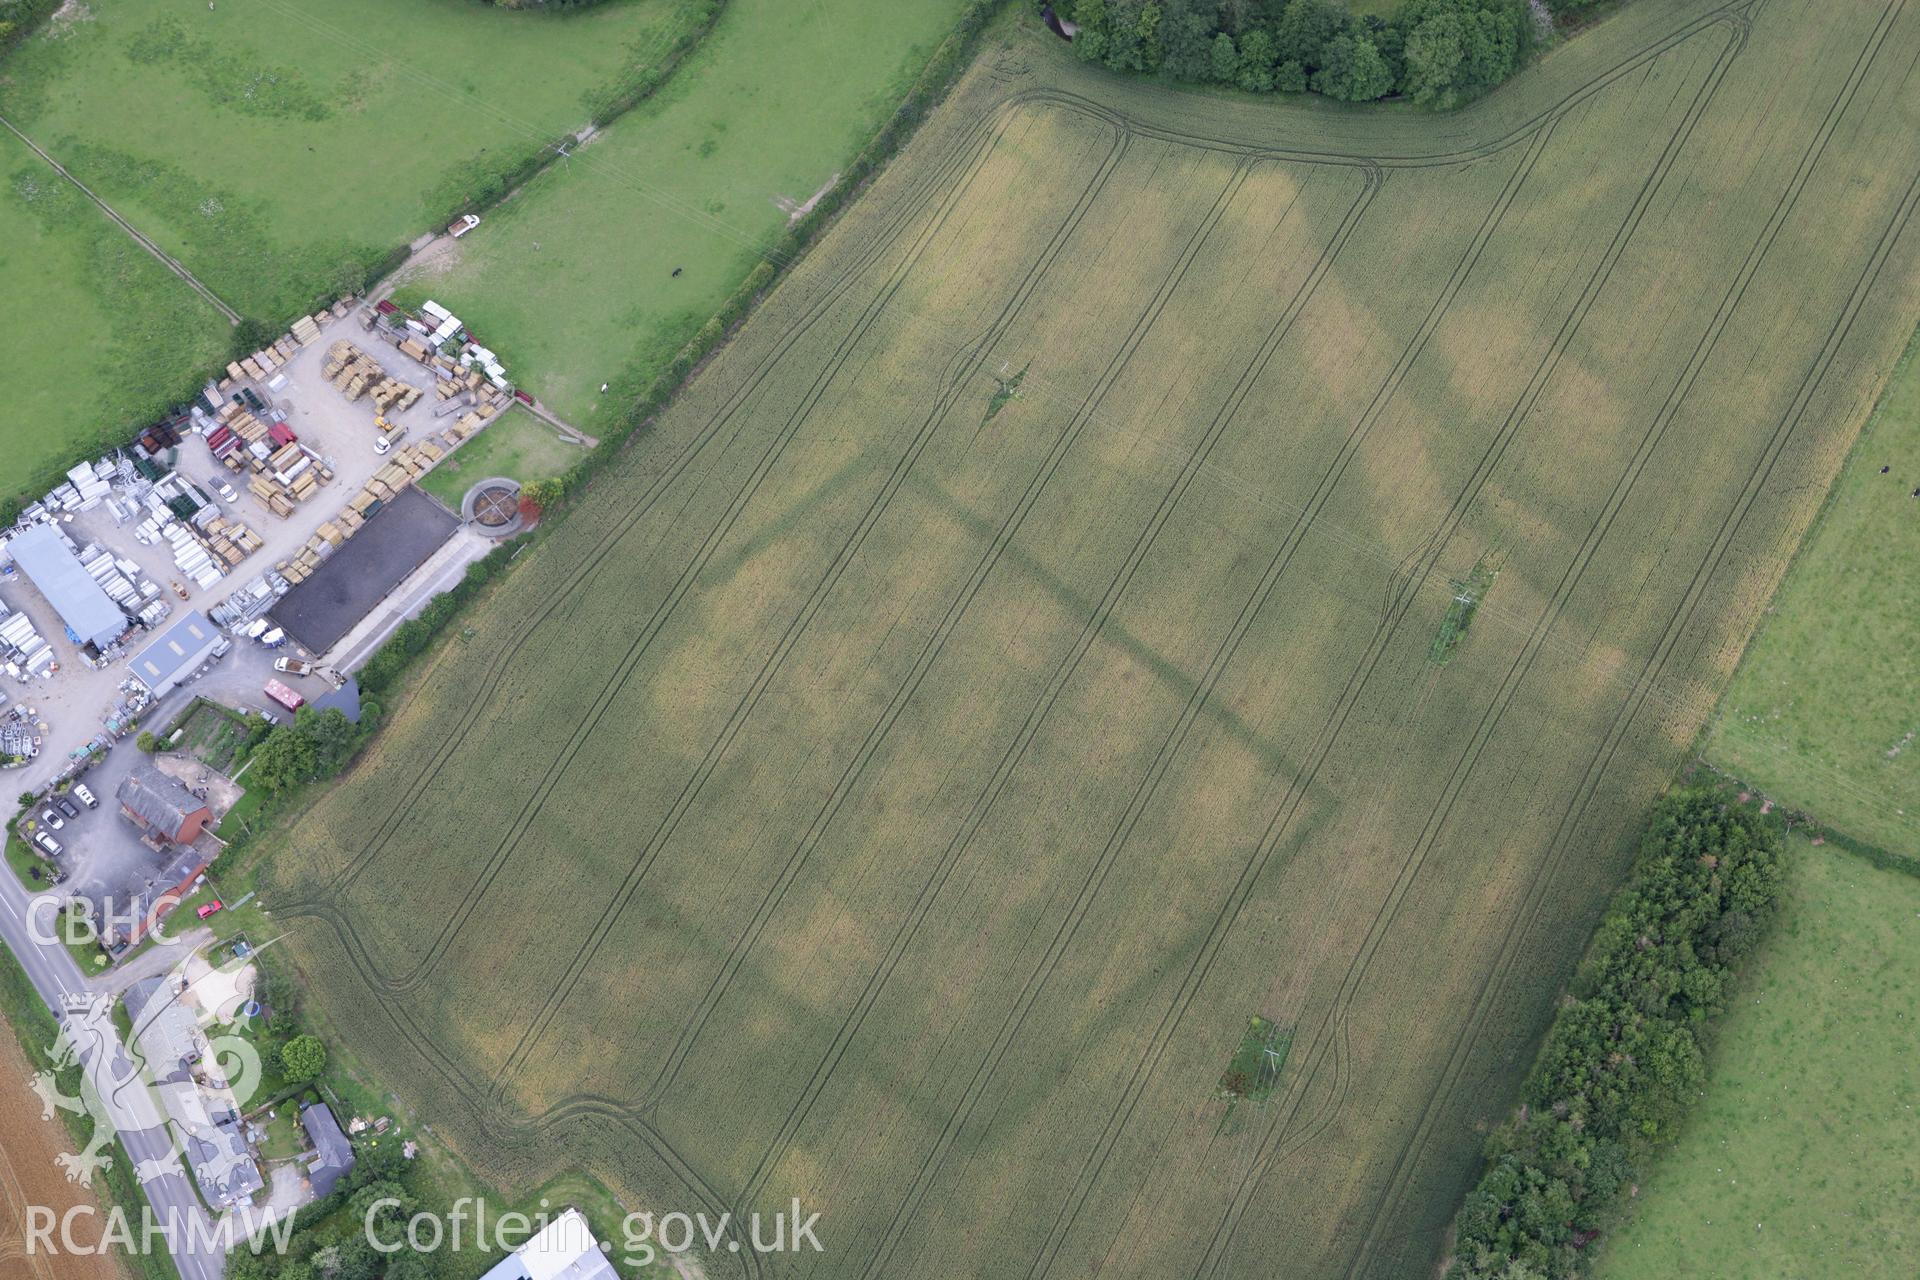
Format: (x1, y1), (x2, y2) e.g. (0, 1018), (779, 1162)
(387, 0), (976, 433)
(418, 407), (587, 509)
(0, 0), (705, 487)
(1596, 836), (1920, 1279)
(1709, 321), (1920, 856)
(256, 1), (1920, 1276)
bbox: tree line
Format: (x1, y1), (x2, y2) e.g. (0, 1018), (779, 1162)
(1059, 0), (1609, 108)
(1448, 787), (1786, 1278)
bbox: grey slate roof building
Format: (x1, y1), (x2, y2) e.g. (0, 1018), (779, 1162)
(116, 764), (212, 844)
(299, 1100), (355, 1199)
(5, 524), (127, 649)
(309, 675), (362, 723)
(129, 610), (220, 696)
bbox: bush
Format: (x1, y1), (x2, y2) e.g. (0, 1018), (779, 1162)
(1448, 788), (1786, 1278)
(135, 731), (158, 754)
(277, 1034), (326, 1082)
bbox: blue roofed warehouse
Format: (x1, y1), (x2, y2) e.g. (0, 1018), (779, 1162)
(4, 524), (128, 650)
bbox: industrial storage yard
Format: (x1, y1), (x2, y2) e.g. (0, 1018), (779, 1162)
(0, 293), (541, 937)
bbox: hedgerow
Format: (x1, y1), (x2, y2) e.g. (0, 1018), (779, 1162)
(1449, 788), (1786, 1278)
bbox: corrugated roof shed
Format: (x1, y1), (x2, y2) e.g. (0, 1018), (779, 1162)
(6, 524), (127, 649)
(129, 610), (219, 695)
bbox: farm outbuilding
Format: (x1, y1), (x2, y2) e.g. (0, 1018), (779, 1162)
(117, 764), (212, 844)
(270, 488), (456, 654)
(128, 610), (221, 697)
(298, 1101), (355, 1199)
(3, 523), (128, 649)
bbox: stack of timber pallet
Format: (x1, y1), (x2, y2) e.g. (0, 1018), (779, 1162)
(248, 441), (334, 519)
(227, 339), (296, 384)
(291, 313), (325, 346)
(199, 515), (264, 568)
(324, 340), (422, 414)
(212, 402), (272, 472)
(441, 400), (501, 445)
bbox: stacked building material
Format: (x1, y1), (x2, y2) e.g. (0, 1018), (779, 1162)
(200, 515), (263, 568)
(292, 314), (324, 346)
(163, 523), (223, 591)
(0, 601), (54, 677)
(77, 546), (144, 611)
(324, 340), (422, 413)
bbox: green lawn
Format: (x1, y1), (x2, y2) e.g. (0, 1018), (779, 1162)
(1709, 322), (1920, 856)
(0, 126), (233, 496)
(255, 1104), (306, 1164)
(4, 829), (51, 891)
(388, 0), (976, 431)
(419, 407), (586, 507)
(1596, 836), (1920, 1279)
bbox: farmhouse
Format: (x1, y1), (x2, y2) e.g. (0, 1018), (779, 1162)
(2, 523), (128, 650)
(298, 1100), (356, 1198)
(117, 765), (212, 844)
(476, 1208), (618, 1280)
(128, 610), (222, 697)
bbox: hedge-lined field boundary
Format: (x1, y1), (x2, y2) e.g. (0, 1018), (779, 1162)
(1448, 788), (1787, 1278)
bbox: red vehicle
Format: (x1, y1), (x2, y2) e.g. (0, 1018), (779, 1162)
(263, 678), (305, 713)
(197, 900), (223, 920)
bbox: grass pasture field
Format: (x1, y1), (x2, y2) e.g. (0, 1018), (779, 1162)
(0, 126), (232, 495)
(1708, 321), (1920, 856)
(257, 1), (1920, 1276)
(386, 0), (979, 432)
(0, 0), (705, 320)
(0, 0), (706, 482)
(1595, 836), (1920, 1279)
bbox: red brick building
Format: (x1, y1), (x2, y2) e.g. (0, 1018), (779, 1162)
(116, 766), (212, 844)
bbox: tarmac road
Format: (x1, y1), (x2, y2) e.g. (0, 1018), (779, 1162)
(0, 862), (224, 1279)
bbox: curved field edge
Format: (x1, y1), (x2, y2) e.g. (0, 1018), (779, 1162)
(257, 2), (1920, 1278)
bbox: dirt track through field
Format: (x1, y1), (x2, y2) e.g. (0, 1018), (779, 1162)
(0, 115), (240, 326)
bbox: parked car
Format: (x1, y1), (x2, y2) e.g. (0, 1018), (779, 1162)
(197, 900), (223, 920)
(72, 782), (97, 808)
(374, 435), (393, 456)
(215, 480), (239, 503)
(274, 657), (313, 676)
(32, 831), (60, 857)
(40, 808), (62, 830)
(56, 797), (79, 820)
